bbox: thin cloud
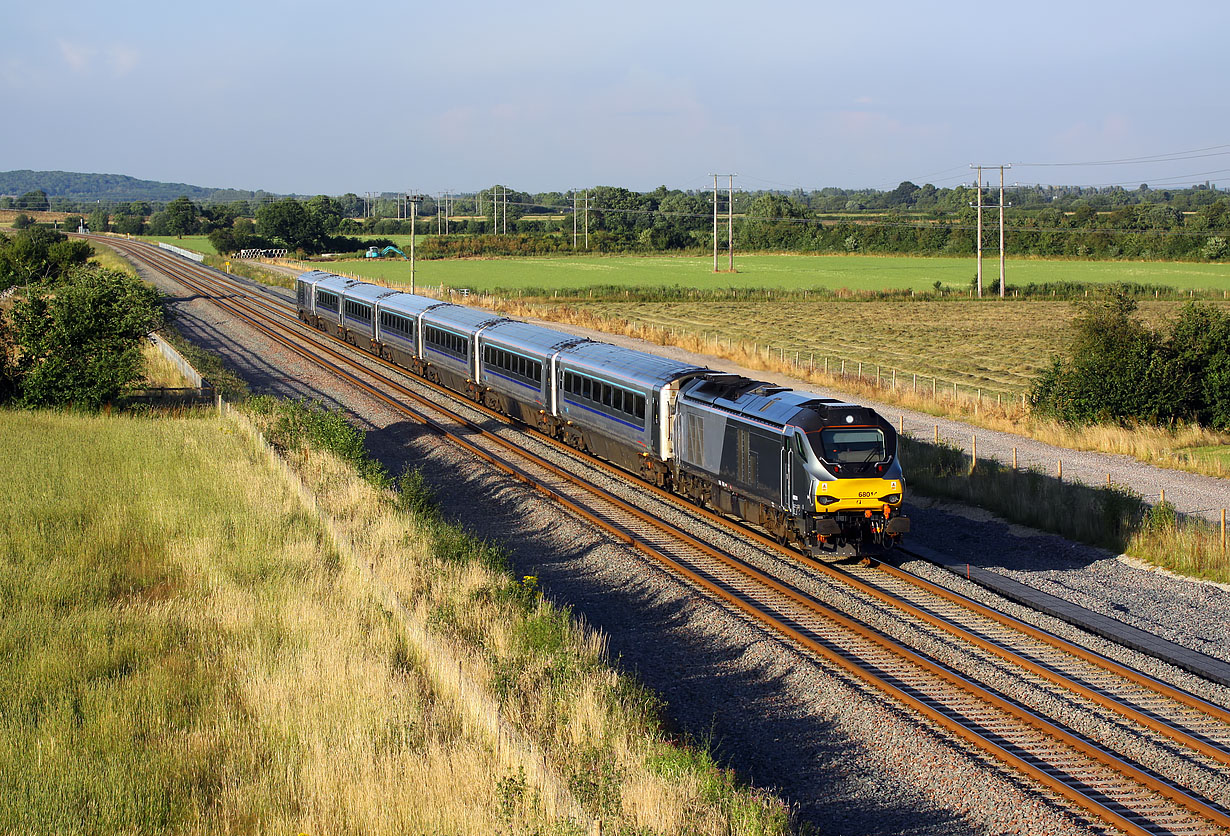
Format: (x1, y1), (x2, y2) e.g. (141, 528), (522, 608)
(57, 39), (95, 73)
(56, 39), (139, 77)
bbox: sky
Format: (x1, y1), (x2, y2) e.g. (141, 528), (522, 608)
(2, 0), (1229, 197)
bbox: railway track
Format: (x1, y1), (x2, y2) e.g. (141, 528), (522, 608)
(101, 237), (1230, 836)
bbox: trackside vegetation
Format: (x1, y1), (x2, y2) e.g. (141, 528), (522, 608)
(0, 403), (789, 835)
(0, 227), (162, 408)
(245, 396), (790, 833)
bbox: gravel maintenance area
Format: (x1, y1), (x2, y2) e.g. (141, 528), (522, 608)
(135, 253), (1222, 835)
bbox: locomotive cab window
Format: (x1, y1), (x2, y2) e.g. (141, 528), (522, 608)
(816, 428), (886, 464)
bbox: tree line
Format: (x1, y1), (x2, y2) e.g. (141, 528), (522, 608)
(9, 182), (1230, 261)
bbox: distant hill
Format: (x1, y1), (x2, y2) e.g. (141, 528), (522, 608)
(0, 170), (279, 206)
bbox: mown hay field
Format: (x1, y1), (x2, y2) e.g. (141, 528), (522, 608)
(519, 297), (1230, 399)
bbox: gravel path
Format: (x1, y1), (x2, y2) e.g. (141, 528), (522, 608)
(128, 254), (1132, 835)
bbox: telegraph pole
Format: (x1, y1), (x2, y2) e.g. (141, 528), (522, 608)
(571, 189), (578, 248)
(710, 174), (735, 272)
(727, 174), (735, 272)
(407, 194), (423, 294)
(998, 164), (1012, 298)
(972, 165), (983, 297)
(584, 190), (589, 249)
(971, 163), (1011, 298)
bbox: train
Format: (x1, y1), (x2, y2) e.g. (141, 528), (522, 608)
(295, 270), (909, 556)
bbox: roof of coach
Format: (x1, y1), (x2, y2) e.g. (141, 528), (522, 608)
(379, 293), (451, 317)
(296, 270), (334, 286)
(314, 274), (360, 294)
(343, 282), (399, 304)
(421, 303), (506, 333)
(559, 341), (709, 388)
(479, 319), (587, 356)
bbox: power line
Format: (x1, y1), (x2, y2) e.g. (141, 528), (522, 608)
(1015, 143), (1230, 168)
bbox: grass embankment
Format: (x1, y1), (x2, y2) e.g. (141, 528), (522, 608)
(133, 235), (219, 255)
(0, 405), (787, 835)
(202, 253), (294, 289)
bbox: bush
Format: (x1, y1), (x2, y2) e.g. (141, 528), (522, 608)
(1030, 291), (1230, 428)
(4, 267), (163, 408)
(0, 227), (93, 291)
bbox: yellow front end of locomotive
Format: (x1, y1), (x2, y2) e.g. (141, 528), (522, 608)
(815, 478), (903, 513)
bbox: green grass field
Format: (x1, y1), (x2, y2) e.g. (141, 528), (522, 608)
(328, 252), (1230, 293)
(135, 235), (219, 255)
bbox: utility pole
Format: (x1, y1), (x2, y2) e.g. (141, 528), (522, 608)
(971, 163), (1011, 298)
(728, 174), (735, 272)
(571, 189), (578, 248)
(407, 194), (423, 294)
(999, 164), (1012, 298)
(972, 165), (983, 297)
(710, 174), (735, 272)
(584, 190), (589, 249)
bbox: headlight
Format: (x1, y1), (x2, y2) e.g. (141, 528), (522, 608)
(817, 495), (841, 506)
(879, 493), (901, 504)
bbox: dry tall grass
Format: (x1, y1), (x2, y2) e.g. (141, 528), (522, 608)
(0, 409), (527, 833)
(0, 405), (787, 834)
(900, 434), (1230, 583)
(139, 340), (195, 388)
(250, 402), (790, 834)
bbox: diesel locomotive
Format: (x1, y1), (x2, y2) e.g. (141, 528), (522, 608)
(296, 270), (909, 556)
